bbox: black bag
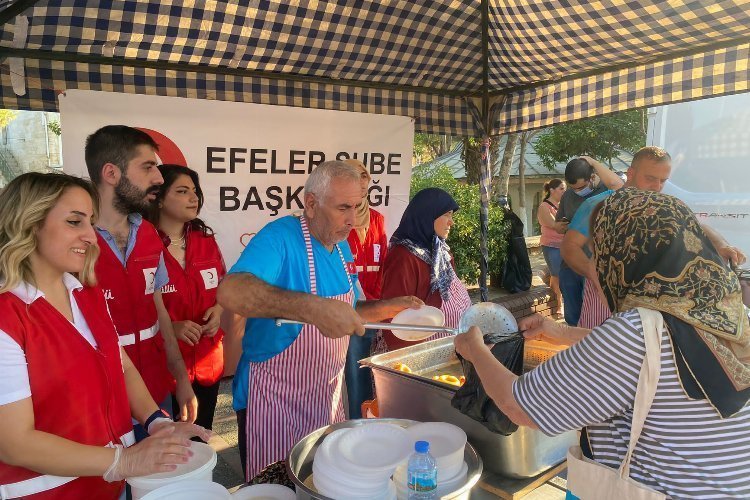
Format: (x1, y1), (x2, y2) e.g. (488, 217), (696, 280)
(451, 332), (524, 435)
(501, 208), (532, 293)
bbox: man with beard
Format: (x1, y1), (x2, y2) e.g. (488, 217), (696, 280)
(85, 126), (197, 439)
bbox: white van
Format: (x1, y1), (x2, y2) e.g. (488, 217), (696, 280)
(647, 93), (750, 262)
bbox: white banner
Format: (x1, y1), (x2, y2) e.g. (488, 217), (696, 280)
(59, 90), (414, 267)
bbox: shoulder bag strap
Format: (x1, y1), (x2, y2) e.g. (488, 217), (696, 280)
(619, 307), (663, 479)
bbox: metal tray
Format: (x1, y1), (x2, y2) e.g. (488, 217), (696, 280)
(360, 337), (577, 478)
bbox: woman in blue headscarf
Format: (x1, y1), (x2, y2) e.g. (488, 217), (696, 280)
(380, 188), (472, 351)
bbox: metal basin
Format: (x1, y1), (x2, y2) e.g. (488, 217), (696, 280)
(360, 337), (577, 478)
(286, 418), (482, 500)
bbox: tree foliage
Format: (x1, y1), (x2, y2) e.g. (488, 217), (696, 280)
(410, 164), (509, 284)
(413, 133), (459, 164)
(0, 109), (18, 129)
(534, 109), (646, 169)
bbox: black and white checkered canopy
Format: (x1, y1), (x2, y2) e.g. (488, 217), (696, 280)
(0, 0), (748, 135)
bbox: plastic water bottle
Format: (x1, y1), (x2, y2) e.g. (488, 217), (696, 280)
(407, 440), (438, 499)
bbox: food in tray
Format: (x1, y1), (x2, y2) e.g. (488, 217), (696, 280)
(393, 362), (412, 373)
(432, 374), (466, 387)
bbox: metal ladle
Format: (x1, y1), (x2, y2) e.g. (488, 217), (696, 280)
(275, 302), (522, 340)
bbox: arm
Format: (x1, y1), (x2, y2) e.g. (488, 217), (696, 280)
(154, 291), (197, 423)
(560, 229), (594, 278)
(0, 397), (117, 476)
(355, 296), (423, 323)
(580, 156), (624, 191)
(538, 202), (568, 234)
(518, 313), (591, 345)
(701, 222), (747, 266)
(216, 272), (365, 338)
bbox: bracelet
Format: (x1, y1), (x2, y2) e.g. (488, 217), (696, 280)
(103, 445), (123, 482)
(144, 409), (171, 434)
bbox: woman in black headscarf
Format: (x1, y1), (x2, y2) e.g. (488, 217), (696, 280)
(380, 188), (472, 351)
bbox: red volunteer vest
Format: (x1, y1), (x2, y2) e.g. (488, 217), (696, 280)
(346, 209), (387, 300)
(0, 285), (133, 499)
(95, 220), (172, 403)
(160, 227), (226, 386)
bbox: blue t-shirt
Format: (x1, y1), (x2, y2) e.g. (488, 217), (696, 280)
(229, 215), (360, 411)
(568, 190), (613, 238)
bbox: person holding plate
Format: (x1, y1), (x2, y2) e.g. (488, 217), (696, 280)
(380, 188), (472, 351)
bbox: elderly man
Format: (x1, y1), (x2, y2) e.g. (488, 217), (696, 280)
(217, 160), (422, 479)
(562, 146), (747, 328)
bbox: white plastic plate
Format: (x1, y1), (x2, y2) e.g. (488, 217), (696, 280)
(335, 423), (411, 471)
(390, 306), (446, 341)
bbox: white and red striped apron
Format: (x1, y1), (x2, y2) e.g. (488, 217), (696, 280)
(244, 216), (354, 479)
(578, 277), (611, 329)
(435, 276), (472, 339)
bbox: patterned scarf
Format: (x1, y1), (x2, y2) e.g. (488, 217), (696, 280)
(593, 188), (750, 417)
(390, 188), (460, 302)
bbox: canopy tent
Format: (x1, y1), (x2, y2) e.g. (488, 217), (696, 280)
(1, 0), (748, 297)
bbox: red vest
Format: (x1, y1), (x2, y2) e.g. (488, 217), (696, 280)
(95, 220), (172, 403)
(347, 209), (387, 300)
(160, 227), (226, 385)
(0, 285), (134, 499)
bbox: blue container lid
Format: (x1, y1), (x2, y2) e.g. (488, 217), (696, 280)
(415, 440), (430, 453)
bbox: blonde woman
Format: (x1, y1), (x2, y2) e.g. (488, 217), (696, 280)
(0, 173), (209, 499)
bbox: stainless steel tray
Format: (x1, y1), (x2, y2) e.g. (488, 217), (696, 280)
(360, 336), (577, 478)
(286, 418), (482, 500)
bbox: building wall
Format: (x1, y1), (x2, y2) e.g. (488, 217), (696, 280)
(0, 111), (62, 179)
(508, 176), (556, 236)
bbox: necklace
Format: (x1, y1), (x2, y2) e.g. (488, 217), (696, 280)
(168, 233), (186, 250)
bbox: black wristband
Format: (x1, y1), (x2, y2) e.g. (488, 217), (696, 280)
(144, 408), (170, 432)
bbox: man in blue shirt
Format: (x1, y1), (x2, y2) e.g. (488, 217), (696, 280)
(218, 160), (422, 479)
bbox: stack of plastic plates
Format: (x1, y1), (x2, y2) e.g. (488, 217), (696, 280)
(312, 424), (410, 500)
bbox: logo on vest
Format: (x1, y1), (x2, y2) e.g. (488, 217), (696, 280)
(373, 243), (382, 263)
(143, 267), (157, 295)
(103, 289), (114, 300)
(346, 261), (357, 275)
(160, 284), (177, 294)
(200, 268), (219, 290)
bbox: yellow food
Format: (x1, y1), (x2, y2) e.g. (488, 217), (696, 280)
(394, 362), (412, 373)
(432, 374), (465, 387)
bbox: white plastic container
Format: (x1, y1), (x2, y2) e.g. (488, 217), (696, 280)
(230, 483), (296, 499)
(139, 480), (229, 500)
(127, 442), (218, 499)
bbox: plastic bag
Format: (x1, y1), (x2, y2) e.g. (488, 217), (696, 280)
(451, 332), (524, 435)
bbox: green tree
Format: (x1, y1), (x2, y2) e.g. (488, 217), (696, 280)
(410, 164), (508, 284)
(413, 133), (459, 164)
(0, 109), (18, 128)
(534, 109), (646, 169)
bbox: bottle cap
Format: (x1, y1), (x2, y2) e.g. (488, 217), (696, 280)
(415, 440), (429, 453)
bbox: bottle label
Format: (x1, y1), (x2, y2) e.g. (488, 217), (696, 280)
(408, 470), (437, 492)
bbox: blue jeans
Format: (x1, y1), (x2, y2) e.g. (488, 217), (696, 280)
(344, 329), (376, 419)
(559, 265), (584, 326)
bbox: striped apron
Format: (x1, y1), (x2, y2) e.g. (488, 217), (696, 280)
(244, 216), (354, 479)
(436, 275), (472, 339)
(578, 277), (611, 329)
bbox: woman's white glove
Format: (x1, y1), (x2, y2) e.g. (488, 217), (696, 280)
(102, 423), (211, 481)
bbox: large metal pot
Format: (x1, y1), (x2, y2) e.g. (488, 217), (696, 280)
(361, 337), (577, 478)
(286, 418), (483, 500)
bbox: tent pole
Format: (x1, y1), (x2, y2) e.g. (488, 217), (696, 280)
(478, 0), (491, 302)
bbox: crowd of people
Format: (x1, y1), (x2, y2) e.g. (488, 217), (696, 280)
(1, 124), (749, 498)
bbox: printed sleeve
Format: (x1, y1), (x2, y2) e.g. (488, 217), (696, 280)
(512, 312), (645, 436)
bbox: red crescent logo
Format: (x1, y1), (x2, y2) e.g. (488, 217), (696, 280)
(135, 128), (188, 166)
